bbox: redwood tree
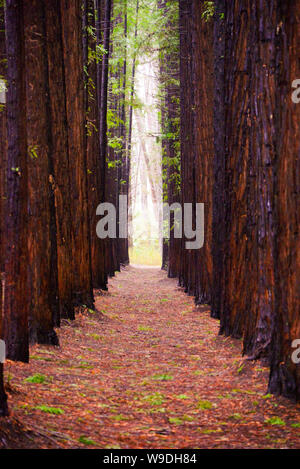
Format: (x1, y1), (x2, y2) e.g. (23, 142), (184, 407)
(84, 0), (107, 290)
(24, 0), (59, 345)
(44, 0), (76, 321)
(3, 0), (29, 362)
(61, 0), (94, 308)
(0, 0), (8, 417)
(269, 0), (300, 400)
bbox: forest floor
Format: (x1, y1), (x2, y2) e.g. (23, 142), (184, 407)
(1, 265), (300, 449)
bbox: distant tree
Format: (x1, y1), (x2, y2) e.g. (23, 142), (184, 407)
(84, 0), (107, 290)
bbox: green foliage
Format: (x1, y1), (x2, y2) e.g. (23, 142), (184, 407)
(177, 394), (189, 400)
(35, 405), (64, 415)
(201, 428), (222, 434)
(24, 373), (49, 384)
(265, 417), (286, 426)
(229, 413), (243, 421)
(143, 392), (165, 406)
(201, 1), (215, 21)
(169, 417), (183, 425)
(262, 393), (273, 400)
(201, 1), (224, 22)
(78, 435), (97, 446)
(156, 1), (181, 199)
(11, 167), (21, 175)
(28, 145), (39, 159)
(110, 414), (129, 421)
(138, 325), (153, 332)
(152, 373), (173, 381)
(106, 0), (181, 202)
(197, 400), (214, 410)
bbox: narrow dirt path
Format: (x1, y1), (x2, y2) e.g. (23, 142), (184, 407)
(2, 266), (300, 448)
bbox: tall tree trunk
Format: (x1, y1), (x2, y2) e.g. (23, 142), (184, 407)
(85, 0), (107, 290)
(24, 0), (59, 345)
(127, 0), (139, 251)
(44, 0), (75, 320)
(193, 0), (214, 305)
(219, 0), (251, 339)
(0, 362), (8, 416)
(242, 0), (276, 359)
(179, 0), (196, 295)
(0, 1), (8, 417)
(211, 0), (225, 320)
(3, 0), (29, 362)
(119, 1), (129, 266)
(61, 0), (94, 308)
(0, 1), (7, 276)
(269, 0), (300, 400)
(98, 0), (112, 277)
(99, 0), (111, 203)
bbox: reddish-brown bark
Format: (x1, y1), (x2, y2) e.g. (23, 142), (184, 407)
(179, 0), (196, 296)
(269, 0), (300, 400)
(211, 0), (225, 320)
(0, 2), (8, 417)
(24, 0), (59, 345)
(85, 0), (107, 290)
(193, 1), (214, 305)
(44, 0), (75, 320)
(60, 0), (94, 308)
(0, 2), (7, 277)
(220, 0), (252, 340)
(3, 0), (29, 362)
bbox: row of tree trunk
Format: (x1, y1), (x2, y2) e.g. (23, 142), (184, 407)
(0, 0), (126, 416)
(158, 0), (181, 278)
(173, 0), (299, 400)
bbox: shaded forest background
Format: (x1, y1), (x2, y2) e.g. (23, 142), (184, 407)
(0, 0), (299, 420)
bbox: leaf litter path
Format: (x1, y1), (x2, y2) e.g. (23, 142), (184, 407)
(1, 266), (300, 449)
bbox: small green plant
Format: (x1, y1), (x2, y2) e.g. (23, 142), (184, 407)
(30, 355), (53, 362)
(265, 417), (286, 426)
(169, 417), (183, 425)
(177, 394), (189, 400)
(200, 428), (222, 434)
(262, 393), (273, 400)
(24, 373), (49, 384)
(110, 414), (129, 422)
(89, 333), (101, 340)
(143, 392), (165, 406)
(152, 374), (173, 381)
(78, 436), (97, 446)
(197, 400), (214, 410)
(229, 413), (243, 420)
(138, 325), (153, 332)
(291, 423), (300, 428)
(35, 405), (64, 415)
